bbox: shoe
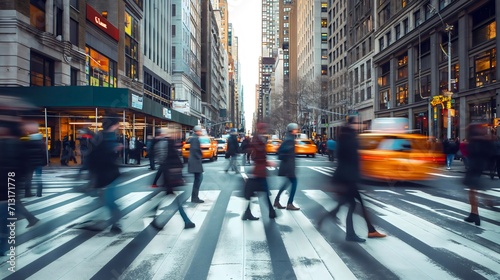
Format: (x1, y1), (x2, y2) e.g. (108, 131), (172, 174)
(269, 210), (277, 219)
(242, 213), (259, 221)
(464, 213), (480, 226)
(446, 167), (451, 170)
(345, 235), (366, 242)
(368, 231), (387, 238)
(184, 221), (196, 229)
(110, 225), (122, 234)
(286, 204), (300, 211)
(273, 201), (286, 209)
(191, 198), (205, 203)
(26, 218), (40, 228)
(151, 184), (158, 188)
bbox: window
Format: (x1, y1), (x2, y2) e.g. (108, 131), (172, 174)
(321, 2), (327, 12)
(86, 46), (117, 88)
(470, 48), (496, 88)
(378, 62), (390, 87)
(378, 5), (390, 27)
(473, 21), (496, 46)
(55, 7), (62, 36)
(472, 1), (496, 47)
(439, 63), (459, 93)
(414, 10), (421, 27)
(321, 18), (327, 28)
(70, 68), (78, 86)
(397, 54), (408, 80)
(172, 4), (176, 16)
(321, 33), (328, 43)
(367, 86), (372, 99)
(70, 0), (78, 9)
(360, 64), (365, 82)
(396, 84), (408, 106)
(125, 11), (139, 80)
(403, 18), (409, 34)
(354, 68), (359, 84)
(30, 0), (46, 31)
(172, 46), (176, 59)
(70, 19), (79, 46)
(380, 89), (391, 109)
(379, 38), (385, 50)
(366, 60), (371, 79)
(395, 24), (401, 40)
(30, 52), (53, 86)
(172, 25), (176, 36)
(415, 74), (431, 102)
(386, 31), (391, 45)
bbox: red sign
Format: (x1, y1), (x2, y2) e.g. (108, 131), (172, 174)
(86, 4), (119, 42)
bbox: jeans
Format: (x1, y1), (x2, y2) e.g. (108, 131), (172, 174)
(226, 155), (239, 172)
(446, 154), (455, 168)
(276, 177), (298, 204)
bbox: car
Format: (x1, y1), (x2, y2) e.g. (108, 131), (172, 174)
(358, 118), (445, 181)
(266, 139), (282, 154)
(181, 136), (218, 163)
(295, 139), (317, 157)
(215, 138), (227, 154)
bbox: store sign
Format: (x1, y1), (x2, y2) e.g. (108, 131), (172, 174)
(163, 108), (171, 119)
(86, 4), (119, 41)
(132, 94), (143, 110)
(172, 101), (190, 115)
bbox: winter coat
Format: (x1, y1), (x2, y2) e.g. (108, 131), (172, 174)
(154, 138), (168, 164)
(187, 135), (203, 173)
(250, 134), (268, 178)
(226, 134), (239, 156)
(443, 139), (459, 155)
(23, 133), (48, 168)
(333, 125), (360, 184)
(463, 137), (494, 189)
(87, 131), (120, 188)
(277, 133), (296, 178)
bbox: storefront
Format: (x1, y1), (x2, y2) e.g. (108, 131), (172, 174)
(2, 86), (198, 159)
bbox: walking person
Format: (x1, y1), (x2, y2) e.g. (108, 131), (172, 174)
(146, 134), (157, 170)
(225, 128), (240, 173)
(326, 138), (336, 162)
(463, 123), (495, 226)
(319, 116), (386, 242)
(21, 121), (47, 197)
(443, 137), (459, 170)
(151, 127), (195, 229)
(240, 136), (251, 165)
(489, 136), (500, 180)
(76, 128), (94, 178)
(273, 123), (300, 211)
(188, 125), (205, 203)
(85, 114), (124, 233)
(242, 123), (277, 220)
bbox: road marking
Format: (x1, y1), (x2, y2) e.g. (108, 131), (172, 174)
(426, 172), (462, 178)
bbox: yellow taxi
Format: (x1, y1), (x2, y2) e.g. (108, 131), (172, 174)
(358, 118), (445, 181)
(266, 139), (282, 154)
(182, 136), (218, 163)
(295, 138), (317, 157)
(215, 138), (227, 154)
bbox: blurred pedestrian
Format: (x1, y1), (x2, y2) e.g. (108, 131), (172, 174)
(463, 123), (495, 226)
(151, 127), (195, 229)
(320, 116), (386, 242)
(274, 123), (300, 211)
(326, 138), (336, 162)
(459, 138), (469, 170)
(85, 113), (123, 233)
(188, 125), (205, 203)
(21, 121), (47, 197)
(225, 128), (240, 173)
(489, 136), (500, 180)
(240, 136), (251, 165)
(443, 137), (459, 170)
(146, 134), (157, 170)
(242, 123), (276, 220)
(76, 128), (94, 178)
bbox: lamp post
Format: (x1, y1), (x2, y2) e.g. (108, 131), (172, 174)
(445, 23), (454, 139)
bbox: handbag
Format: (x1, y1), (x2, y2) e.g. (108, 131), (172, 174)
(244, 177), (265, 200)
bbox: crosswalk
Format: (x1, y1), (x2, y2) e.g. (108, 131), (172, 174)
(1, 170), (500, 279)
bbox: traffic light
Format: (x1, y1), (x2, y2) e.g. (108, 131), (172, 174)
(494, 118), (500, 127)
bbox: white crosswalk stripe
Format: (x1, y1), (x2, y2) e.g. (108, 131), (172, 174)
(1, 186), (499, 279)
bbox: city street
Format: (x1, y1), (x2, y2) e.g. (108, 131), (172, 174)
(1, 155), (499, 280)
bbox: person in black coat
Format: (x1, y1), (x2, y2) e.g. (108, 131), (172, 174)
(443, 137), (459, 170)
(188, 126), (204, 203)
(225, 129), (240, 173)
(274, 123), (300, 211)
(319, 116), (385, 242)
(21, 122), (48, 197)
(463, 123), (495, 226)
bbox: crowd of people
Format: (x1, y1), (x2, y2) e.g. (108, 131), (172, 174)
(1, 96), (498, 257)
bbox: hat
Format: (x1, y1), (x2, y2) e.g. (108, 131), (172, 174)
(193, 125), (202, 132)
(286, 123), (299, 132)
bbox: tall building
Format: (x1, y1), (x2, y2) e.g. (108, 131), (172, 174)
(373, 0), (499, 139)
(327, 0), (349, 139)
(346, 0), (375, 133)
(171, 0), (203, 121)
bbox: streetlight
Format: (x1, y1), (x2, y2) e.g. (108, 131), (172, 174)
(445, 23), (454, 139)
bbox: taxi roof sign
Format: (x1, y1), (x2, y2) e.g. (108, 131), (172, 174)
(370, 117), (410, 133)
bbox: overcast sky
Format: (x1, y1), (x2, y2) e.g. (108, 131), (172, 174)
(227, 0), (261, 133)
